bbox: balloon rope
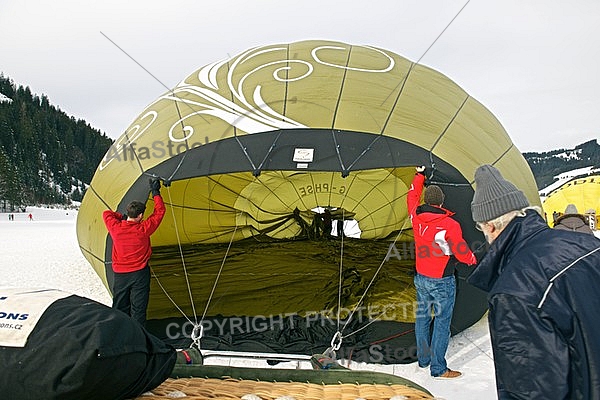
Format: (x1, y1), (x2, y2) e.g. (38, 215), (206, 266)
(330, 171), (352, 348)
(166, 185), (199, 324)
(336, 208), (346, 334)
(139, 188), (196, 326)
(328, 128), (353, 337)
(200, 219), (238, 323)
(345, 135), (383, 173)
(340, 172), (417, 338)
(340, 217), (413, 338)
(341, 313), (382, 339)
(150, 266), (194, 326)
(233, 135), (258, 174)
(414, 0), (471, 66)
(101, 31), (208, 186)
(379, 0), (472, 117)
(150, 187), (240, 337)
(256, 131), (283, 172)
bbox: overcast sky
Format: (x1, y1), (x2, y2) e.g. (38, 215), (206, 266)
(1, 0), (598, 152)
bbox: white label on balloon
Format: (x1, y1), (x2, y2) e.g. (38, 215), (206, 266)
(293, 148), (314, 162)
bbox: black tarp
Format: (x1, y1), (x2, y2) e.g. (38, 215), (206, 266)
(0, 294), (176, 400)
(144, 237), (486, 365)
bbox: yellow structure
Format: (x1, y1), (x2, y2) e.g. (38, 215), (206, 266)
(543, 175), (599, 228)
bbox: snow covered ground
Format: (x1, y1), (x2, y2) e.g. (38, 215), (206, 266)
(0, 207), (498, 399)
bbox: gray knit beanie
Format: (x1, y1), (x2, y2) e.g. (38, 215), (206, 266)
(424, 185), (445, 206)
(471, 164), (529, 222)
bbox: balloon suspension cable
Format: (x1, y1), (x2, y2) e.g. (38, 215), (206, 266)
(150, 267), (194, 323)
(379, 0), (471, 107)
(336, 207), (345, 333)
(340, 174), (419, 339)
(100, 31), (202, 184)
(346, 135), (383, 175)
(144, 174), (198, 326)
(233, 134), (259, 176)
(256, 131), (283, 173)
(148, 181), (209, 350)
(428, 180), (472, 187)
(421, 156), (470, 187)
(342, 162), (470, 339)
(428, 152), (437, 181)
(200, 218), (239, 324)
(166, 185), (199, 325)
(329, 187), (351, 353)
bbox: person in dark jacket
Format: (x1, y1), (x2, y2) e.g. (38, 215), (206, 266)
(408, 166), (477, 379)
(553, 203), (594, 235)
(103, 178), (165, 325)
(468, 164), (600, 400)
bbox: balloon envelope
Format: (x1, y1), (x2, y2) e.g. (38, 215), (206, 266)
(77, 40), (540, 363)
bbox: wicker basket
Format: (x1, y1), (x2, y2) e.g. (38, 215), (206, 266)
(136, 377), (434, 400)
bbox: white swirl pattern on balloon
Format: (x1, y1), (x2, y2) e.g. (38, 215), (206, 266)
(164, 44), (395, 140)
(100, 43), (396, 170)
(99, 111), (157, 170)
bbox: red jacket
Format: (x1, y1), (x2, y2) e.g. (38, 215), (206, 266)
(103, 195), (166, 273)
(407, 173), (476, 278)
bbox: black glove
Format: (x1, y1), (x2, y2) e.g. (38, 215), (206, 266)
(150, 178), (161, 196)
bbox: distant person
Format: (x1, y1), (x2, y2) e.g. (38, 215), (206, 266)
(102, 178), (165, 326)
(553, 203), (594, 235)
(336, 219), (345, 238)
(312, 212), (324, 238)
(322, 209), (332, 238)
(28, 213), (33, 221)
(468, 164), (600, 399)
(292, 207), (311, 237)
(407, 166), (477, 379)
(552, 210), (560, 223)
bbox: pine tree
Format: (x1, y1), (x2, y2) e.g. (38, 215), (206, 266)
(0, 147), (22, 209)
(0, 74), (113, 205)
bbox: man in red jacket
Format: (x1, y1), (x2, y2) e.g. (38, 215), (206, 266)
(407, 166), (476, 379)
(103, 178), (165, 326)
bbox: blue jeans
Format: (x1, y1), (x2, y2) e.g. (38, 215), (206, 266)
(414, 273), (456, 376)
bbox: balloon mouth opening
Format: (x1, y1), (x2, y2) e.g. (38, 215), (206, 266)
(147, 236), (418, 324)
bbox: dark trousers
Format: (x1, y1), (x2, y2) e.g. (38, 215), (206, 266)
(112, 266), (150, 326)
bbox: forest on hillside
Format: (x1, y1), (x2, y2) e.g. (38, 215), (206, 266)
(0, 74), (112, 209)
(523, 139), (600, 189)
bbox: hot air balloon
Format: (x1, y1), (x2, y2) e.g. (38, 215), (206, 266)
(543, 174), (599, 231)
(77, 40), (540, 365)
